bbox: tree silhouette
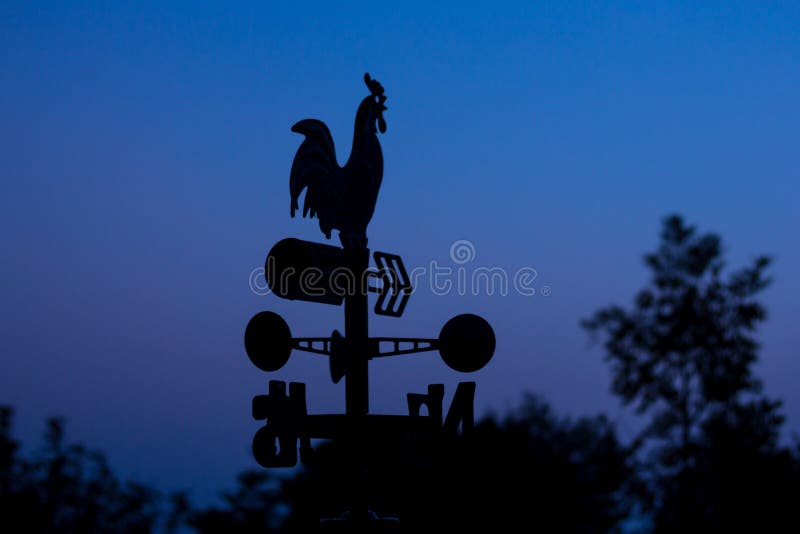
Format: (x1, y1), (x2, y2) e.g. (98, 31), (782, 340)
(184, 470), (289, 533)
(2, 397), (630, 532)
(191, 394), (634, 532)
(0, 407), (162, 533)
(583, 214), (799, 530)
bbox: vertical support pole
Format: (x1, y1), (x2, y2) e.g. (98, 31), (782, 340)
(344, 245), (370, 416)
(342, 241), (370, 524)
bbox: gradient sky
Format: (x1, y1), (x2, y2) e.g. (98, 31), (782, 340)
(2, 1), (799, 504)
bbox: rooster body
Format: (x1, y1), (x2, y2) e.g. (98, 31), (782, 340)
(289, 74), (387, 246)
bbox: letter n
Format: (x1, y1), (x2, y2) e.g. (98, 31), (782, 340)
(443, 382), (475, 435)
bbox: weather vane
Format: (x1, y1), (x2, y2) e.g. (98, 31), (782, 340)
(244, 73), (496, 527)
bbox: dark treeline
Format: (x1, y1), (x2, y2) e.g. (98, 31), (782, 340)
(2, 215), (799, 533)
(0, 398), (636, 532)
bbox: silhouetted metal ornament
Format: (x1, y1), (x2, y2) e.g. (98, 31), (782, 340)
(438, 314), (496, 372)
(244, 311), (292, 372)
(289, 72), (387, 242)
(266, 238), (347, 305)
(329, 330), (347, 384)
(372, 251), (412, 316)
(252, 425), (279, 467)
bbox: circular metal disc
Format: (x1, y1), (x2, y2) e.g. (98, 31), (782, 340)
(244, 311), (292, 372)
(438, 314), (495, 373)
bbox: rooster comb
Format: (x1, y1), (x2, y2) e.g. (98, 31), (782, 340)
(364, 73), (387, 104)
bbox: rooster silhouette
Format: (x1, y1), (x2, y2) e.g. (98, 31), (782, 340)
(289, 73), (387, 247)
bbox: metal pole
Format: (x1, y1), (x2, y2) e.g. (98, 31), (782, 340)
(342, 243), (370, 526)
(344, 245), (370, 416)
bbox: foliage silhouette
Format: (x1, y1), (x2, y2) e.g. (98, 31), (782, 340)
(0, 407), (162, 533)
(182, 470), (289, 533)
(186, 395), (634, 533)
(583, 214), (800, 530)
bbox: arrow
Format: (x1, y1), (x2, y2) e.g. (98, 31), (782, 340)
(370, 251), (412, 317)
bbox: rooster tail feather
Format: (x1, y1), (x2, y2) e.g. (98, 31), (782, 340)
(289, 119), (340, 221)
(291, 119), (336, 156)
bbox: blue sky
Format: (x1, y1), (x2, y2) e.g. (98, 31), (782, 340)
(2, 1), (799, 503)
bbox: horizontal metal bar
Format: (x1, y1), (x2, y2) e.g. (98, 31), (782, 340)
(272, 413), (440, 439)
(290, 336), (439, 358)
(291, 338), (332, 356)
(371, 337), (438, 358)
